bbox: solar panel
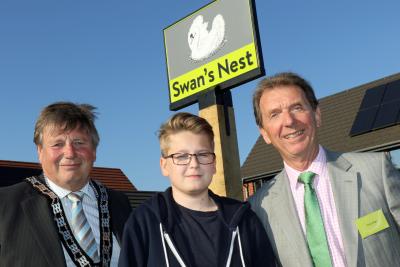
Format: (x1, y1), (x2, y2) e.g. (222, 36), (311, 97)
(349, 77), (400, 136)
(359, 84), (386, 110)
(349, 107), (379, 136)
(382, 80), (400, 103)
(373, 101), (400, 130)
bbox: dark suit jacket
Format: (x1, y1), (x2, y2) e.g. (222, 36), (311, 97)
(250, 150), (400, 267)
(0, 178), (132, 267)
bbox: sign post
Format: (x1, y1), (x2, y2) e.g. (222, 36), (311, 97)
(163, 0), (263, 199)
(198, 90), (242, 199)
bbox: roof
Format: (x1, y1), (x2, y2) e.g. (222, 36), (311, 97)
(122, 190), (158, 209)
(0, 159), (136, 191)
(241, 72), (400, 180)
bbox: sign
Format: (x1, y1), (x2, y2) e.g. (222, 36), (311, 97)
(163, 0), (264, 110)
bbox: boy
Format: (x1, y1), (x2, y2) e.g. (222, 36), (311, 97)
(119, 112), (275, 266)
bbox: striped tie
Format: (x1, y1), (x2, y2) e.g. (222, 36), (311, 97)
(67, 192), (100, 262)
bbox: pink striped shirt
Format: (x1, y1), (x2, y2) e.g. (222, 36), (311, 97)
(284, 146), (346, 267)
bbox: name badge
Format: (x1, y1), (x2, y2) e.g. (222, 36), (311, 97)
(355, 209), (389, 239)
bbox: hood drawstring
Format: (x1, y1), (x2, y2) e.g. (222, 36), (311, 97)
(160, 223), (187, 267)
(160, 223), (245, 267)
(226, 226), (246, 267)
(160, 223), (171, 267)
(237, 226), (245, 266)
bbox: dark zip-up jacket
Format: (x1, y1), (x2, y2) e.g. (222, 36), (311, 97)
(118, 188), (276, 267)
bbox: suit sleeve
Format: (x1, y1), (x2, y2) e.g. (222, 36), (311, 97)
(382, 153), (400, 228)
(107, 189), (132, 244)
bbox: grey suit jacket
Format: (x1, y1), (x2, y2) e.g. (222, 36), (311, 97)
(0, 177), (132, 267)
(250, 150), (400, 267)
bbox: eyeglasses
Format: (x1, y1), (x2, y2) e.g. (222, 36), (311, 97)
(164, 152), (216, 165)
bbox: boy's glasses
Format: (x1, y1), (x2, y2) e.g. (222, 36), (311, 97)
(164, 152), (216, 165)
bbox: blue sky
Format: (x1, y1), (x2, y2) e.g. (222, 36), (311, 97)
(1, 0), (399, 191)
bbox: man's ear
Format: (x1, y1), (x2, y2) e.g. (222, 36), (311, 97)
(160, 157), (169, 177)
(259, 127), (272, 144)
(37, 145), (43, 163)
(315, 106), (322, 128)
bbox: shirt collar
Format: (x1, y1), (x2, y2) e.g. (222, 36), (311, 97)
(284, 145), (327, 184)
(44, 176), (95, 200)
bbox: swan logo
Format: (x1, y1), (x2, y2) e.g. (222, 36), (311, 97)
(188, 14), (226, 61)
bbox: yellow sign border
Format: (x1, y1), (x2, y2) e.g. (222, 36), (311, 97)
(169, 42), (258, 103)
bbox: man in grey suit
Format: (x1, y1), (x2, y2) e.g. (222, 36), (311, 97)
(249, 72), (400, 267)
(0, 102), (131, 267)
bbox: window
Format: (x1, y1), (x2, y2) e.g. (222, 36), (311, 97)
(242, 173), (278, 198)
(388, 149), (400, 170)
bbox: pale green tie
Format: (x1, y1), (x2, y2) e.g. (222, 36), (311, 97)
(298, 171), (333, 267)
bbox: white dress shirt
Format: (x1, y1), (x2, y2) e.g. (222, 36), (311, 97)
(45, 177), (120, 267)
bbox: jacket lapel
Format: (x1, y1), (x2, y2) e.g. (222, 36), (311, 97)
(21, 191), (66, 267)
(267, 171), (313, 266)
(326, 151), (359, 267)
